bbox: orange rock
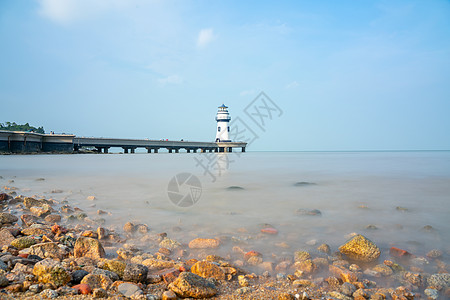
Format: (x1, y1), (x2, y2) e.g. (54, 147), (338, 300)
(188, 238), (220, 249)
(72, 283), (92, 295)
(18, 253), (29, 258)
(261, 227), (278, 235)
(191, 260), (225, 280)
(329, 265), (359, 283)
(390, 247), (412, 258)
(244, 250), (262, 260)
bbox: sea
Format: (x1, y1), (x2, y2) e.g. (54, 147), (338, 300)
(1, 151), (449, 269)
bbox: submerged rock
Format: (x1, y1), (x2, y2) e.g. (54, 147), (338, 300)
(338, 234), (380, 262)
(296, 209), (322, 216)
(188, 238), (220, 249)
(169, 272), (218, 298)
(0, 212), (18, 224)
(226, 186), (244, 190)
(294, 182), (316, 187)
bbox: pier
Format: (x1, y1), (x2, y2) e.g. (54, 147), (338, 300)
(0, 131), (247, 154)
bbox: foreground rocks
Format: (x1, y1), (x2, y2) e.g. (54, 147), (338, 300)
(0, 189), (448, 299)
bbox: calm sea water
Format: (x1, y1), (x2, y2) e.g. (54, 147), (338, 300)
(1, 151), (449, 265)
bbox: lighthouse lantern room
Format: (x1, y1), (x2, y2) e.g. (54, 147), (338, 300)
(215, 104), (231, 142)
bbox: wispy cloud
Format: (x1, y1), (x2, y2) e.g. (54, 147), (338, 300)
(157, 75), (184, 85)
(239, 89), (256, 96)
(286, 81), (299, 89)
(197, 28), (215, 48)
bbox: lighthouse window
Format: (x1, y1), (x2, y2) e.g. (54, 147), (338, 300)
(227, 126), (230, 132)
(218, 127), (221, 132)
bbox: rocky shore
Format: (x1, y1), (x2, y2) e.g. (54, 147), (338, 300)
(0, 187), (449, 300)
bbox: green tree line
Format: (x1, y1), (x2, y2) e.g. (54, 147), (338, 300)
(0, 122), (45, 134)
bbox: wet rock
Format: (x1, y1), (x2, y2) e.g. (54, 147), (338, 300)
(294, 251), (311, 262)
(0, 228), (16, 247)
(372, 264), (393, 276)
(123, 263), (148, 283)
(424, 288), (439, 299)
(97, 227), (108, 240)
(188, 238), (220, 249)
(135, 224), (149, 234)
(395, 206), (409, 212)
(103, 260), (126, 278)
(32, 258), (71, 287)
(0, 274), (9, 287)
(329, 291), (352, 300)
(23, 197), (50, 209)
(293, 259), (317, 274)
(169, 272), (218, 298)
(427, 273), (450, 290)
(294, 182), (316, 186)
(238, 275), (249, 287)
(159, 238), (181, 250)
(338, 234), (380, 262)
(404, 271), (423, 286)
(28, 284), (41, 293)
(80, 274), (113, 290)
(235, 287), (253, 295)
(0, 193), (8, 201)
(93, 288), (107, 298)
(123, 222), (136, 233)
(29, 242), (68, 260)
(427, 249), (443, 259)
(329, 265), (360, 283)
(117, 282), (141, 297)
(226, 186), (244, 190)
(11, 236), (37, 249)
(44, 214), (61, 223)
(0, 212), (18, 224)
(261, 227), (278, 235)
(390, 246), (412, 258)
(295, 209), (321, 216)
(191, 260), (225, 280)
(21, 214), (41, 226)
(317, 243), (331, 254)
(340, 282), (356, 296)
(74, 236), (105, 259)
(71, 270), (89, 284)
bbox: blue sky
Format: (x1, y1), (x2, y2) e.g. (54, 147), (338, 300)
(1, 0), (449, 151)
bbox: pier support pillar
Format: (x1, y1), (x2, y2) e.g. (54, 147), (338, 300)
(104, 147), (110, 154)
(228, 147), (232, 152)
(209, 149), (212, 152)
(193, 149), (197, 153)
(242, 147), (245, 152)
(214, 148), (218, 152)
(154, 148), (158, 153)
(123, 148), (129, 153)
(186, 149), (190, 153)
(130, 148), (136, 154)
(175, 148), (179, 153)
(168, 149), (172, 153)
(219, 147), (224, 153)
(201, 148), (205, 153)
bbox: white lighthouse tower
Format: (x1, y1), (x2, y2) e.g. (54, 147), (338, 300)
(215, 104), (231, 142)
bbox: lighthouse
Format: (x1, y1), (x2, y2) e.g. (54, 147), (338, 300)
(215, 104), (231, 142)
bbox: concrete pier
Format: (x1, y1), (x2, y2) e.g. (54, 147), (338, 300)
(0, 130), (74, 153)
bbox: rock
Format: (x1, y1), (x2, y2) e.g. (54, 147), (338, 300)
(11, 236), (37, 249)
(278, 292), (295, 300)
(338, 234), (380, 262)
(328, 291), (352, 300)
(238, 275), (249, 287)
(93, 288), (107, 298)
(74, 236), (105, 259)
(71, 270), (89, 284)
(0, 212), (18, 224)
(0, 274), (9, 287)
(40, 289), (59, 299)
(97, 227), (108, 240)
(329, 265), (360, 283)
(261, 227), (278, 234)
(293, 259), (317, 274)
(117, 282), (141, 297)
(296, 209), (321, 216)
(32, 258), (71, 287)
(123, 222), (136, 233)
(428, 273), (450, 290)
(169, 272), (217, 298)
(0, 228), (16, 247)
(188, 238), (220, 249)
(294, 182), (316, 186)
(23, 197), (49, 208)
(235, 287), (253, 295)
(57, 285), (79, 296)
(424, 288), (439, 299)
(0, 193), (8, 201)
(28, 284), (41, 293)
(162, 290), (177, 300)
(103, 260), (126, 278)
(29, 242), (68, 260)
(340, 282), (356, 296)
(135, 224), (149, 234)
(80, 274), (113, 290)
(91, 267), (120, 282)
(22, 226), (52, 236)
(160, 238), (181, 250)
(294, 251), (311, 262)
(86, 196), (96, 201)
(44, 214), (61, 223)
(390, 246), (412, 258)
(372, 264), (393, 276)
(30, 204), (53, 217)
(123, 263), (148, 283)
(21, 214), (41, 226)
(427, 249), (443, 259)
(191, 260), (225, 280)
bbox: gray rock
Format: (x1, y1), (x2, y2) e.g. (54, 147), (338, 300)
(71, 269), (89, 284)
(340, 282), (356, 296)
(91, 267), (119, 281)
(427, 273), (450, 290)
(123, 263), (148, 283)
(0, 212), (18, 224)
(0, 274), (9, 287)
(424, 288), (439, 299)
(117, 282), (141, 297)
(40, 289), (58, 299)
(0, 260), (7, 271)
(29, 284), (41, 293)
